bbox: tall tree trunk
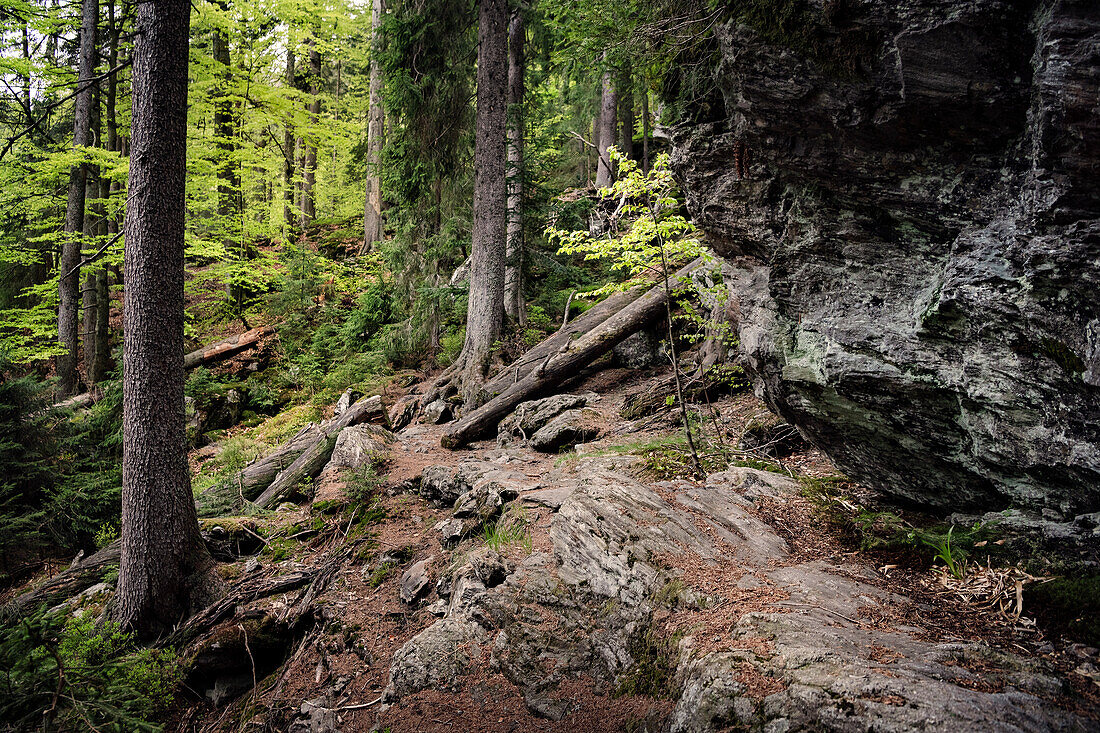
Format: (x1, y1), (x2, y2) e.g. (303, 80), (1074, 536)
(618, 66), (634, 160)
(595, 63), (617, 188)
(300, 40), (320, 229)
(503, 9), (524, 325)
(114, 0), (217, 639)
(57, 0), (99, 397)
(93, 267), (110, 382)
(361, 0), (385, 254)
(213, 0), (238, 222)
(641, 83), (650, 173)
(283, 48), (296, 231)
(457, 0), (508, 405)
(82, 62), (102, 384)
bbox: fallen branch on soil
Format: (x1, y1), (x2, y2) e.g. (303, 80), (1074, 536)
(197, 394), (388, 516)
(54, 327), (276, 411)
(1, 542), (121, 619)
(440, 257), (703, 449)
(183, 325), (275, 370)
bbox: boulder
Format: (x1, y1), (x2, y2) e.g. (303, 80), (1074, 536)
(529, 407), (602, 453)
(326, 424), (394, 470)
(399, 557), (433, 605)
(672, 1), (1100, 518)
(423, 399), (452, 425)
(611, 327), (664, 370)
(497, 393), (590, 445)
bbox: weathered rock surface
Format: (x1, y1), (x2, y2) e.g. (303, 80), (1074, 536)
(529, 407), (602, 452)
(497, 393), (591, 445)
(326, 424), (394, 470)
(672, 1), (1100, 519)
(385, 458), (1085, 729)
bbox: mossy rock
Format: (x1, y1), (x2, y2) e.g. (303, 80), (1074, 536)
(1025, 576), (1100, 646)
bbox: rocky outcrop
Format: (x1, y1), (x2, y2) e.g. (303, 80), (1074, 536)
(383, 456), (1087, 728)
(673, 1), (1100, 517)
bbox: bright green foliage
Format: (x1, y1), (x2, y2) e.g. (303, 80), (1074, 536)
(550, 149), (705, 297)
(0, 611), (182, 731)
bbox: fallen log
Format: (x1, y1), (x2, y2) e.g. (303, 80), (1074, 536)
(481, 284), (647, 400)
(53, 327), (277, 412)
(183, 325), (275, 370)
(442, 258), (703, 449)
(1, 542), (121, 619)
(196, 394), (388, 516)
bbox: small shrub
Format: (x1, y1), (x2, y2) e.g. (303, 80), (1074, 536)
(0, 611), (182, 730)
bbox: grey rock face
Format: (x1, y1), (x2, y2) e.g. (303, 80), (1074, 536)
(399, 557), (433, 605)
(529, 408), (603, 453)
(672, 1), (1100, 519)
(326, 424), (394, 470)
(386, 459), (1085, 728)
(612, 327), (664, 369)
(497, 393), (590, 445)
(423, 399), (452, 425)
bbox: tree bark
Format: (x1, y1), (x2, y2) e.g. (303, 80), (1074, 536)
(641, 83), (650, 173)
(441, 258), (703, 449)
(618, 66), (634, 160)
(453, 0), (508, 406)
(57, 0), (99, 397)
(503, 9), (525, 325)
(361, 0), (385, 253)
(300, 40), (320, 229)
(480, 284), (645, 400)
(182, 324), (273, 369)
(93, 267), (110, 381)
(114, 0), (218, 639)
(213, 0), (239, 222)
(594, 63), (617, 188)
(283, 48), (297, 231)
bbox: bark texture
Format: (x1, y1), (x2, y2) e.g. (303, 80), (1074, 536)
(114, 0), (216, 639)
(504, 9), (525, 325)
(57, 0), (98, 397)
(456, 0), (508, 405)
(283, 49), (297, 230)
(213, 0), (239, 221)
(595, 65), (617, 187)
(301, 40), (321, 228)
(361, 0), (385, 253)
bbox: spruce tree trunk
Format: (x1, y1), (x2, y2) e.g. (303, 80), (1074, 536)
(595, 64), (617, 188)
(57, 0), (98, 397)
(213, 0), (238, 222)
(301, 40), (320, 229)
(618, 67), (634, 160)
(503, 9), (525, 325)
(114, 0), (217, 639)
(82, 69), (102, 384)
(642, 84), (650, 173)
(361, 0), (385, 253)
(456, 0), (508, 406)
(283, 48), (297, 231)
(93, 267), (110, 382)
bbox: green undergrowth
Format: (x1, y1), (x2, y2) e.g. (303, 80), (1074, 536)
(798, 476), (1000, 577)
(483, 505), (533, 554)
(0, 611), (181, 731)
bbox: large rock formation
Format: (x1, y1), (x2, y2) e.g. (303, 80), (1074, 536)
(673, 0), (1100, 517)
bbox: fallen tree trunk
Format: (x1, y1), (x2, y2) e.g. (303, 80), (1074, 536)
(2, 542), (121, 619)
(183, 325), (274, 370)
(442, 258), (704, 449)
(196, 394), (388, 516)
(481, 284), (647, 400)
(53, 327), (276, 412)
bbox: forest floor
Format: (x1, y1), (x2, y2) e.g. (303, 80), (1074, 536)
(165, 359), (1100, 732)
